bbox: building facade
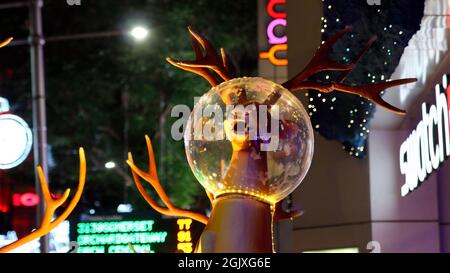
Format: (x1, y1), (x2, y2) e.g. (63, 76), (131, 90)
(259, 0), (450, 253)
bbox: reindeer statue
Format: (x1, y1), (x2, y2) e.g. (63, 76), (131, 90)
(127, 26), (416, 253)
(0, 24), (416, 253)
(0, 38), (87, 253)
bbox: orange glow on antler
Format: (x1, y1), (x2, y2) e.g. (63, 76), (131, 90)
(0, 148), (87, 253)
(0, 37), (13, 48)
(127, 135), (209, 225)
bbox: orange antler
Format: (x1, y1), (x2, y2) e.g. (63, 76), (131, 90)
(166, 26), (231, 87)
(127, 135), (209, 225)
(0, 148), (87, 253)
(0, 37), (13, 48)
(282, 26), (416, 114)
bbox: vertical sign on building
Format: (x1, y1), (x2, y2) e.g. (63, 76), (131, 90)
(176, 218), (193, 253)
(258, 0), (288, 83)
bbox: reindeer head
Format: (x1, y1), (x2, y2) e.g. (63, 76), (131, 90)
(127, 26), (416, 229)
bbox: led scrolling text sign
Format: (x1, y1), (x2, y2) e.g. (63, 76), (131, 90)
(76, 220), (168, 253)
(75, 218), (197, 253)
(400, 75), (450, 196)
(259, 0), (287, 66)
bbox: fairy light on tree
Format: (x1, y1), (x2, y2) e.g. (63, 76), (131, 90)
(309, 0), (424, 158)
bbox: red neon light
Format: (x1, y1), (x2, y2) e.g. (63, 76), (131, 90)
(12, 194), (21, 206)
(21, 193), (40, 207)
(267, 0), (286, 19)
(12, 192), (40, 207)
(0, 205), (8, 213)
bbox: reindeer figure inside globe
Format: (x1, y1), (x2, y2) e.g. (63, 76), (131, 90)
(127, 26), (416, 253)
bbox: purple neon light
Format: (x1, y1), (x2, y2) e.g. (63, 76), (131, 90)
(267, 18), (287, 45)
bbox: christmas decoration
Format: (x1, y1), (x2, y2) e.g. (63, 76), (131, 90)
(311, 0), (424, 157)
(127, 26), (416, 252)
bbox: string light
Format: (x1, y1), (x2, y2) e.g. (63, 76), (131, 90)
(308, 0), (411, 158)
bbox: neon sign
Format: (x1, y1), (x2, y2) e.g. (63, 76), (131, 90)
(76, 220), (166, 253)
(177, 218), (193, 253)
(12, 193), (40, 207)
(400, 75), (450, 196)
(11, 192), (62, 207)
(259, 0), (288, 66)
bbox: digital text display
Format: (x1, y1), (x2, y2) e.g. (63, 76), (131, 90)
(72, 214), (203, 253)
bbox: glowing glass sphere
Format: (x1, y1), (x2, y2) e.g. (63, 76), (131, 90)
(184, 77), (314, 204)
